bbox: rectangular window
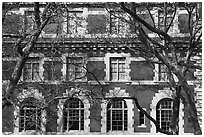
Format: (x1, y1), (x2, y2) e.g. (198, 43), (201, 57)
(66, 57), (84, 81)
(44, 60), (62, 81)
(110, 57), (126, 81)
(158, 10), (174, 31)
(138, 109), (146, 127)
(158, 64), (168, 81)
(67, 11), (83, 34)
(23, 58), (39, 81)
(109, 11), (128, 34)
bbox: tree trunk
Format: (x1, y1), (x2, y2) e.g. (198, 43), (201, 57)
(176, 71), (202, 135)
(169, 85), (181, 134)
(181, 81), (202, 135)
(2, 2), (52, 109)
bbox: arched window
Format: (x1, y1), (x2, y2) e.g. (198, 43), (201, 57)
(156, 98), (173, 131)
(107, 99), (128, 132)
(63, 98), (84, 131)
(19, 97), (41, 132)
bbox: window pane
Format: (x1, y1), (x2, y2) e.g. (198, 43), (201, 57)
(66, 57), (83, 80)
(33, 63), (39, 81)
(67, 12), (83, 34)
(110, 58), (126, 81)
(24, 63), (32, 80)
(111, 63), (117, 72)
(112, 100), (123, 108)
(118, 63), (125, 72)
(139, 111), (145, 125)
(111, 72), (117, 81)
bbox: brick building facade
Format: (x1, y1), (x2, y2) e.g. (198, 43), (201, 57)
(2, 2), (202, 135)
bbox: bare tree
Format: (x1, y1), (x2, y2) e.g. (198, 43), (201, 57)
(118, 2), (202, 135)
(2, 2), (202, 135)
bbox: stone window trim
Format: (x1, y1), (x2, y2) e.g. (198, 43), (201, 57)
(101, 87), (134, 133)
(104, 53), (131, 82)
(57, 88), (90, 133)
(150, 88), (184, 134)
(61, 53), (87, 82)
(14, 88), (46, 134)
(138, 108), (147, 128)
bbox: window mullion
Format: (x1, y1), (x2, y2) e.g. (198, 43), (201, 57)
(117, 60), (119, 80)
(160, 105), (162, 128)
(122, 101), (125, 131)
(110, 105), (112, 131)
(31, 63), (34, 80)
(67, 108), (69, 131)
(35, 107), (37, 130)
(24, 108), (26, 131)
(79, 101), (81, 131)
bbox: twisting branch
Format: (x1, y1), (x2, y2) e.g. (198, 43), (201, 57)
(179, 61), (202, 70)
(120, 2), (172, 42)
(165, 3), (177, 33)
(3, 3), (54, 109)
(34, 2), (41, 27)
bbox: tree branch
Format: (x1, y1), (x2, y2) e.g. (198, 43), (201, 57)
(120, 2), (172, 42)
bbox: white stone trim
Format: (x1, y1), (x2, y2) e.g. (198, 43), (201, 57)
(88, 57), (104, 62)
(17, 87), (45, 102)
(104, 53), (131, 81)
(101, 87), (134, 133)
(150, 88), (184, 134)
(14, 88), (46, 133)
(57, 88), (90, 133)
